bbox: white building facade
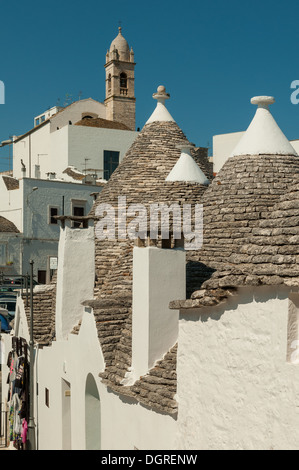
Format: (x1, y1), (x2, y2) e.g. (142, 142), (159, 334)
(1, 223), (178, 450)
(0, 28), (139, 281)
(0, 176), (100, 281)
(12, 99), (138, 182)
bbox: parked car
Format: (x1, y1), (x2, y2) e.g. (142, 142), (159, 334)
(0, 286), (14, 293)
(0, 307), (12, 332)
(2, 276), (38, 289)
(0, 294), (17, 321)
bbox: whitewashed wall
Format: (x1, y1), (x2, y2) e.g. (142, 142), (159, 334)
(49, 99), (106, 132)
(0, 233), (22, 275)
(48, 125), (138, 181)
(8, 228), (178, 450)
(67, 125), (138, 178)
(132, 246), (185, 381)
(13, 123), (51, 180)
(176, 285), (299, 450)
(12, 99), (137, 181)
(11, 298), (177, 450)
(22, 178), (97, 239)
(212, 131), (244, 174)
(46, 125), (69, 178)
(55, 225), (95, 341)
(0, 177), (23, 231)
(0, 177), (98, 238)
(0, 177), (99, 275)
(35, 309), (176, 451)
(290, 140), (299, 155)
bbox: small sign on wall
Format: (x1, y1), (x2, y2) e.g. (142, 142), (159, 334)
(50, 257), (58, 270)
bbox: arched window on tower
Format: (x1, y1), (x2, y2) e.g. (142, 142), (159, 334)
(120, 72), (127, 95)
(107, 74), (111, 94)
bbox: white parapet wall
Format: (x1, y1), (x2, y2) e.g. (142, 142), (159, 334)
(131, 245), (186, 380)
(35, 306), (177, 450)
(176, 286), (299, 450)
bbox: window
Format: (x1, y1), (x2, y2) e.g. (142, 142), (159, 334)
(49, 207), (59, 225)
(104, 151), (120, 180)
(107, 73), (111, 93)
(45, 388), (50, 408)
(35, 118), (40, 126)
(72, 201), (86, 228)
(41, 115), (45, 122)
(73, 206), (85, 217)
(0, 301), (15, 312)
(120, 72), (127, 89)
(81, 112), (98, 120)
(38, 270), (47, 284)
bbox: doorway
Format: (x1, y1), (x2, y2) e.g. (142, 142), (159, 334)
(61, 379), (71, 450)
(85, 374), (101, 450)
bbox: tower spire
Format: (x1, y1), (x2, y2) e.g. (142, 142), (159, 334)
(104, 28), (136, 130)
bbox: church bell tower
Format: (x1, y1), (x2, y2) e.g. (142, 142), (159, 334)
(104, 27), (136, 131)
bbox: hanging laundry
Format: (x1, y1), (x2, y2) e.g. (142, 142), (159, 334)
(6, 337), (30, 450)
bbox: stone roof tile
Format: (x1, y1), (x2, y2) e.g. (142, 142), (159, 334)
(173, 98), (299, 308)
(0, 216), (19, 233)
(88, 94), (210, 413)
(74, 117), (130, 131)
(2, 176), (19, 191)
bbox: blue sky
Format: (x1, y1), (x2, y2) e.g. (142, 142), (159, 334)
(0, 0), (299, 171)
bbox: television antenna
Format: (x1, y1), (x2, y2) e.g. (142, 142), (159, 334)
(63, 93), (73, 107)
(207, 141), (211, 157)
(82, 158), (91, 174)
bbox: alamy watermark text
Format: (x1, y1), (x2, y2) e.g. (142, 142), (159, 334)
(0, 80), (4, 104)
(95, 196), (203, 250)
(291, 80), (299, 104)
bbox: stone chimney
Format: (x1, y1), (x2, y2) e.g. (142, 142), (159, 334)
(130, 237), (186, 381)
(55, 217), (95, 341)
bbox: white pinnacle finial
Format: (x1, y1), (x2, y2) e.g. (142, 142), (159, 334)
(146, 85), (175, 124)
(152, 85), (170, 103)
(176, 142), (195, 152)
(251, 96), (275, 108)
(230, 95), (298, 157)
(166, 142), (210, 185)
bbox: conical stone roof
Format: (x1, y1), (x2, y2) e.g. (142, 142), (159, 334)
(204, 177), (299, 290)
(87, 86), (211, 414)
(184, 96), (299, 297)
(91, 86), (211, 293)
